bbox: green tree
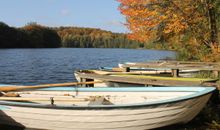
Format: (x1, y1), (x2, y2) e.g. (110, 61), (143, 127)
(22, 23), (61, 48)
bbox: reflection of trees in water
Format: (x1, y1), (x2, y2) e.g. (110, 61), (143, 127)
(0, 109), (25, 130)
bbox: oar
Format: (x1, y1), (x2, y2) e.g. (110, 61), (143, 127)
(0, 81), (102, 92)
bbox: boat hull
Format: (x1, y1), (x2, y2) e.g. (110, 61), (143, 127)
(0, 93), (211, 130)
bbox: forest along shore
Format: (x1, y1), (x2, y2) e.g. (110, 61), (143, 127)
(0, 22), (143, 49)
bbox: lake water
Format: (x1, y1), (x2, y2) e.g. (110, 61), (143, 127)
(0, 48), (175, 85)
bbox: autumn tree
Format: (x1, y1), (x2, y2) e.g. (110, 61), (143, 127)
(118, 0), (220, 61)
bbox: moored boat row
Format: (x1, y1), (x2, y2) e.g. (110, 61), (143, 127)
(74, 60), (219, 87)
(0, 60), (219, 129)
(74, 69), (218, 87)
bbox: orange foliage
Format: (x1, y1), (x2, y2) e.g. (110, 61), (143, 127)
(117, 0), (208, 43)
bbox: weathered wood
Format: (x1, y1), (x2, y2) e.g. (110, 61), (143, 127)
(2, 92), (20, 97)
(76, 73), (217, 87)
(212, 70), (219, 78)
(80, 78), (87, 87)
(172, 69), (179, 77)
(112, 67), (130, 72)
(0, 81), (102, 92)
(125, 67), (130, 72)
(217, 85), (220, 91)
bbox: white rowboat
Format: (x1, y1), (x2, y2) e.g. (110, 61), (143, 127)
(0, 85), (215, 130)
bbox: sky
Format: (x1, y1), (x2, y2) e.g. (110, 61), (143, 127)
(0, 0), (128, 33)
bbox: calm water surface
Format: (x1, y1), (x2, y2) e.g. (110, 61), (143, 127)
(0, 48), (175, 85)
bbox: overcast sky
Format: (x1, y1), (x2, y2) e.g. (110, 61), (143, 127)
(0, 0), (128, 33)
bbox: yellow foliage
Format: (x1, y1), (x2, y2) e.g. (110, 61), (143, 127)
(118, 0), (206, 42)
(118, 0), (219, 61)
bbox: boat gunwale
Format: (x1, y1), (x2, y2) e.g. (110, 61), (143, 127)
(0, 86), (215, 110)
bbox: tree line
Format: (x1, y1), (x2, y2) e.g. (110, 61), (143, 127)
(56, 27), (143, 48)
(0, 22), (144, 49)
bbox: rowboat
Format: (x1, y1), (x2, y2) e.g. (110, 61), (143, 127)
(74, 70), (218, 87)
(118, 62), (200, 76)
(118, 61), (220, 75)
(100, 66), (199, 77)
(118, 61), (220, 70)
(103, 66), (157, 71)
(0, 84), (215, 130)
(100, 67), (171, 75)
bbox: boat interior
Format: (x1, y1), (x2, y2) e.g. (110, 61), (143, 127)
(0, 87), (200, 107)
